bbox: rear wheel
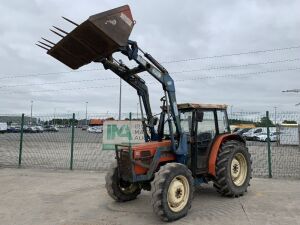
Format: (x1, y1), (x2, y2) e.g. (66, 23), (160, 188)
(105, 162), (141, 202)
(213, 140), (252, 197)
(151, 163), (194, 222)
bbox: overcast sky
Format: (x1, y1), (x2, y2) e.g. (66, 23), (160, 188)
(0, 0), (300, 118)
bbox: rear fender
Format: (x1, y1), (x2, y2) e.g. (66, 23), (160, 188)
(208, 134), (245, 176)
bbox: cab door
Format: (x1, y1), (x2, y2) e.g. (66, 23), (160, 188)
(192, 110), (217, 174)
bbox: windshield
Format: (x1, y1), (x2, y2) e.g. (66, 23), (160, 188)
(179, 111), (193, 133)
(164, 111), (193, 135)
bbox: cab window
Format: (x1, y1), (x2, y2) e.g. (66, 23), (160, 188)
(197, 111), (216, 138)
(217, 110), (229, 134)
(163, 111), (192, 135)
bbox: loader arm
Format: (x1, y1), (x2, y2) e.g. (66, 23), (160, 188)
(99, 57), (156, 141)
(118, 40), (183, 152)
(98, 40), (183, 151)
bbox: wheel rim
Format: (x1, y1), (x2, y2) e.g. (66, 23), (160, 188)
(231, 153), (247, 186)
(167, 175), (190, 212)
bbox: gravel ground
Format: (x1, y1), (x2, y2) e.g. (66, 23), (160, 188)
(0, 168), (299, 225)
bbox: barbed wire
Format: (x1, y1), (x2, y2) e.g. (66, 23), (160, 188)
(0, 45), (299, 80)
(161, 45), (300, 63)
(171, 58), (300, 74)
(1, 84), (118, 94)
(0, 68), (103, 80)
(173, 67), (300, 82)
(1, 67), (300, 94)
(1, 58), (299, 89)
(0, 77), (117, 89)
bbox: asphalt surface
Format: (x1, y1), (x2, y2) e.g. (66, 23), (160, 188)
(0, 128), (102, 143)
(0, 168), (299, 225)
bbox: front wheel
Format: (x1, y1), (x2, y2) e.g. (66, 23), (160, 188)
(105, 162), (141, 202)
(151, 163), (194, 222)
(213, 140), (252, 197)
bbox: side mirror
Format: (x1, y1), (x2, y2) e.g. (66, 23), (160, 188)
(195, 111), (204, 122)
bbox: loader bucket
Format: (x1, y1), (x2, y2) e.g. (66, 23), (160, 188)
(42, 5), (134, 69)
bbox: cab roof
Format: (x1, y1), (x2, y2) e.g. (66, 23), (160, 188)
(177, 103), (227, 110)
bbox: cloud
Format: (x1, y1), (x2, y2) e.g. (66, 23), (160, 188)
(0, 0), (299, 117)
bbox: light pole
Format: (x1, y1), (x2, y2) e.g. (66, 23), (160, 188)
(118, 78), (122, 120)
(30, 100), (33, 125)
(137, 102), (139, 119)
(274, 106), (277, 125)
(85, 101), (88, 126)
(54, 108), (56, 125)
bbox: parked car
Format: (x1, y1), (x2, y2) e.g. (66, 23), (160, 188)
(7, 124), (21, 133)
(24, 126), (38, 133)
(0, 122), (7, 133)
(82, 125), (89, 131)
(256, 132), (279, 142)
(43, 125), (59, 132)
(35, 126), (44, 133)
(232, 127), (240, 133)
(235, 128), (251, 136)
(242, 128), (265, 140)
(87, 126), (103, 133)
(243, 127), (277, 141)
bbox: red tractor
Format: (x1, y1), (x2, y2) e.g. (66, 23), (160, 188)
(39, 5), (252, 221)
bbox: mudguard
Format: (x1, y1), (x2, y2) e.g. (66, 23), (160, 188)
(208, 133), (245, 176)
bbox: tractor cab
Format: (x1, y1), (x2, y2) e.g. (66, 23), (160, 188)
(175, 103), (230, 174)
(116, 103), (230, 183)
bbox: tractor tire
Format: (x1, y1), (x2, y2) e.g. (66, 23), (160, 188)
(105, 162), (141, 202)
(151, 163), (194, 222)
(214, 140), (252, 197)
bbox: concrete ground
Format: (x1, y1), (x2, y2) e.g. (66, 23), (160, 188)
(0, 168), (299, 225)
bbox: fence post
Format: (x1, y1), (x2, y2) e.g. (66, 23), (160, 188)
(276, 124), (280, 146)
(266, 111), (272, 178)
(129, 112), (132, 152)
(70, 113), (75, 170)
(18, 113), (24, 167)
(298, 124), (300, 150)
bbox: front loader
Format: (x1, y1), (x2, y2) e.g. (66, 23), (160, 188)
(38, 5), (252, 221)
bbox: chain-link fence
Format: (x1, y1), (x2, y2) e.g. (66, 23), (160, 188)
(0, 111), (299, 178)
(230, 111), (300, 178)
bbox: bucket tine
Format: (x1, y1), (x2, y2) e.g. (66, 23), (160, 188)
(36, 43), (49, 51)
(38, 41), (52, 49)
(50, 29), (64, 38)
(62, 16), (79, 26)
(41, 37), (55, 46)
(53, 26), (68, 35)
